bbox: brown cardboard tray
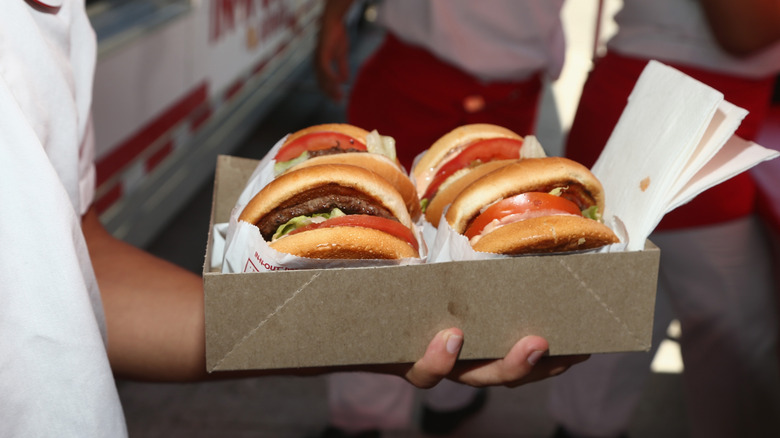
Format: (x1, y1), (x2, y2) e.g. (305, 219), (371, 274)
(204, 155), (659, 372)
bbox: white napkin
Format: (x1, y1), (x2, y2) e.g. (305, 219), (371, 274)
(594, 61), (779, 251)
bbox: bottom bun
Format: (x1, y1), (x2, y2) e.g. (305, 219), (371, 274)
(471, 215), (619, 255)
(269, 226), (419, 259)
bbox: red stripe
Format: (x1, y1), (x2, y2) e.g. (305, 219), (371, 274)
(94, 183), (123, 214)
(225, 78), (245, 101)
(249, 38), (290, 79)
(145, 140), (174, 173)
(251, 59), (269, 76)
(189, 104), (213, 133)
(96, 82), (209, 186)
(273, 39), (288, 58)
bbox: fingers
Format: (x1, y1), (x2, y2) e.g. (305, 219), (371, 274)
(449, 335), (547, 387)
(396, 331), (590, 390)
(449, 336), (589, 388)
(404, 328), (464, 388)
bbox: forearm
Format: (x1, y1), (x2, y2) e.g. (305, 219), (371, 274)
(80, 208), (584, 387)
(80, 208), (429, 382)
(699, 0), (780, 56)
(315, 0), (356, 100)
(321, 0), (355, 24)
(82, 208), (208, 381)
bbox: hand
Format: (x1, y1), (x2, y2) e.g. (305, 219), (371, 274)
(314, 0), (353, 101)
(699, 0), (780, 55)
(386, 328), (589, 389)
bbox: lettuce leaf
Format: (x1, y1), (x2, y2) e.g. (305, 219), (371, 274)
(272, 208), (346, 240)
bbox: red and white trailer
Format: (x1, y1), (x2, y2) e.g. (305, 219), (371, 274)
(88, 0), (322, 246)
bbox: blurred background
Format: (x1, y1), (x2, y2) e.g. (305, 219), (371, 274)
(84, 0), (779, 436)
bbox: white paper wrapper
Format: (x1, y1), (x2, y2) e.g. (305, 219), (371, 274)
(215, 135), (427, 273)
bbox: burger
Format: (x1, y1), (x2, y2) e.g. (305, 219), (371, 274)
(444, 157), (620, 254)
(275, 123), (420, 221)
(410, 124), (540, 223)
(238, 163), (420, 259)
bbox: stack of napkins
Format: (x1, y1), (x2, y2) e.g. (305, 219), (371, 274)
(595, 60), (779, 251)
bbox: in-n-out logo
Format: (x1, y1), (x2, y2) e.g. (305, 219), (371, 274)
(210, 0), (296, 44)
(245, 251), (292, 272)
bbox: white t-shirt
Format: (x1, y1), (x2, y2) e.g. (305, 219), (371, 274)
(608, 0), (780, 78)
(0, 1), (127, 436)
(376, 0), (566, 82)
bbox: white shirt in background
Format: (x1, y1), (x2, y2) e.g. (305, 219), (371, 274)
(609, 0), (780, 78)
(376, 0), (566, 82)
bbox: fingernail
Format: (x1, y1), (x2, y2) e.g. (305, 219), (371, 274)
(528, 350), (545, 366)
(446, 334), (463, 354)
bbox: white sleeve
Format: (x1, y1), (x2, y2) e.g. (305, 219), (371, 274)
(0, 75), (127, 438)
(0, 2), (126, 436)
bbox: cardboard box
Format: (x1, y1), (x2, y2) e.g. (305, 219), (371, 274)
(204, 155), (659, 372)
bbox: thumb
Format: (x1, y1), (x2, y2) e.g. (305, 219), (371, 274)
(404, 328), (463, 388)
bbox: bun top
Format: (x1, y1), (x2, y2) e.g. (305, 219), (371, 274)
(239, 163), (413, 229)
(445, 157), (606, 233)
(411, 123), (523, 192)
(284, 123), (370, 146)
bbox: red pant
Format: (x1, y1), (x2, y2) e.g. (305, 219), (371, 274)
(348, 33), (543, 171)
(564, 52), (776, 230)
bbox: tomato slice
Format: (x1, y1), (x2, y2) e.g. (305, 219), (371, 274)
(464, 192), (582, 240)
(288, 214), (419, 252)
(422, 137), (523, 202)
(275, 132), (366, 162)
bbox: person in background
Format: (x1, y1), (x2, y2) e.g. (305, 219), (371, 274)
(549, 1), (780, 437)
(0, 1), (587, 436)
(316, 0), (565, 171)
(315, 0), (568, 436)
